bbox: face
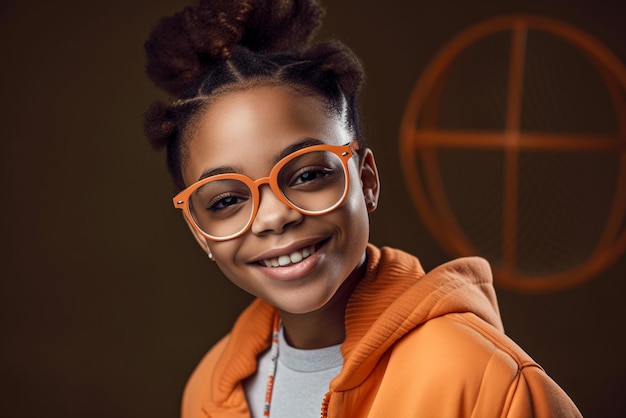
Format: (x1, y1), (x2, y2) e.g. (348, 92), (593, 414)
(182, 85), (379, 314)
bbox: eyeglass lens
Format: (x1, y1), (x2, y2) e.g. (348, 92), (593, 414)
(188, 149), (347, 239)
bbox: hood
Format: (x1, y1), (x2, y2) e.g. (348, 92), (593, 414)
(333, 244), (503, 390)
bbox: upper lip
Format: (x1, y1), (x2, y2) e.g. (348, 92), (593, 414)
(249, 237), (325, 263)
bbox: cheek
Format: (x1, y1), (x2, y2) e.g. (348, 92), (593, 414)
(213, 255), (256, 295)
(345, 170), (369, 216)
(339, 183), (370, 238)
(211, 240), (263, 292)
(211, 242), (242, 275)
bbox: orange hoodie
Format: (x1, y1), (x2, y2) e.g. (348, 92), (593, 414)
(182, 245), (582, 417)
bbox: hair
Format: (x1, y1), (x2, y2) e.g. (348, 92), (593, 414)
(143, 0), (366, 191)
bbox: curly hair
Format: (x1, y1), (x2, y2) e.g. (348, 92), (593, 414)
(144, 0), (365, 190)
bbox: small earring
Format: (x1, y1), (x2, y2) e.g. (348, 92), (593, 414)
(367, 201), (377, 212)
(207, 249), (215, 261)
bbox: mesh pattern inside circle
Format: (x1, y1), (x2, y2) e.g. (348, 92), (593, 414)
(412, 26), (623, 279)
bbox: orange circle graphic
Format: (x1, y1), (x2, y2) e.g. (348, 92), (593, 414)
(400, 15), (626, 292)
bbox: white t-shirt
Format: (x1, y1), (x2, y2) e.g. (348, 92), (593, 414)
(243, 327), (343, 418)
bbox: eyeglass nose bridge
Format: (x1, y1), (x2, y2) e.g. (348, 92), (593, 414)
(248, 173), (301, 218)
(245, 175), (306, 233)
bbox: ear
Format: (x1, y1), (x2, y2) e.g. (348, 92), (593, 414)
(359, 148), (380, 212)
(182, 213), (212, 256)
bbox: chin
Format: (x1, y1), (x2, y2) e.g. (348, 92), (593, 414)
(273, 293), (334, 315)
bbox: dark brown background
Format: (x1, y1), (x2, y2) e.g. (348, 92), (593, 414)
(1, 1), (624, 417)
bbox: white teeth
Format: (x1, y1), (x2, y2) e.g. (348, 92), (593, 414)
(278, 255), (291, 266)
(289, 251), (303, 263)
(261, 245), (316, 268)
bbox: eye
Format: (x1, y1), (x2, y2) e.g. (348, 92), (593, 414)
(291, 166), (333, 186)
(206, 192), (249, 211)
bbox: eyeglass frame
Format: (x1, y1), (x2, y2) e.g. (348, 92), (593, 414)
(173, 140), (360, 241)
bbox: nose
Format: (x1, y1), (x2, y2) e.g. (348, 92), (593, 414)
(250, 185), (303, 235)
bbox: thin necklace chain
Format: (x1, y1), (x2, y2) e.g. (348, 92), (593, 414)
(263, 313), (281, 417)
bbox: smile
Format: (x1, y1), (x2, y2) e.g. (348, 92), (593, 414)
(260, 244), (316, 268)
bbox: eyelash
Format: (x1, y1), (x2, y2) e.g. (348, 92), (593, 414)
(290, 166), (333, 186)
(206, 192), (248, 211)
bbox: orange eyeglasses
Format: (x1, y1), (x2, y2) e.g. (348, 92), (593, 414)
(173, 141), (359, 241)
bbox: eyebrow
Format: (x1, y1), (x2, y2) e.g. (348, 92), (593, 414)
(197, 138), (325, 182)
(275, 138), (324, 162)
(198, 165), (238, 181)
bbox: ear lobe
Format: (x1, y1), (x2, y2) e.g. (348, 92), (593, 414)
(182, 213), (212, 255)
(359, 148), (380, 212)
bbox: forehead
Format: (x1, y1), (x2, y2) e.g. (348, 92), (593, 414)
(183, 86), (351, 183)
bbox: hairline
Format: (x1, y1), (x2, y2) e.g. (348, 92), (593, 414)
(178, 79), (355, 187)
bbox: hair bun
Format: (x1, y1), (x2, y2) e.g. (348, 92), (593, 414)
(145, 0), (324, 97)
(306, 40), (365, 97)
(143, 101), (177, 150)
(240, 0), (324, 52)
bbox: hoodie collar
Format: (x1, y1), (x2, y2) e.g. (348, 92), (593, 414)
(334, 245), (502, 390)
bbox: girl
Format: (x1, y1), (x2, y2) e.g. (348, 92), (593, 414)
(143, 0), (582, 416)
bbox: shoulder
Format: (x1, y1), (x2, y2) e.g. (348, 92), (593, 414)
(390, 312), (531, 380)
(181, 335), (231, 417)
(385, 313), (581, 416)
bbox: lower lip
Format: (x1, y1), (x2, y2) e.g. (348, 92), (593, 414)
(255, 244), (324, 281)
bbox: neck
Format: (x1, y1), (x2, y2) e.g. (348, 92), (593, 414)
(277, 252), (367, 349)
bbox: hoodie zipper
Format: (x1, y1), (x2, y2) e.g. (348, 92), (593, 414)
(320, 392), (331, 417)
